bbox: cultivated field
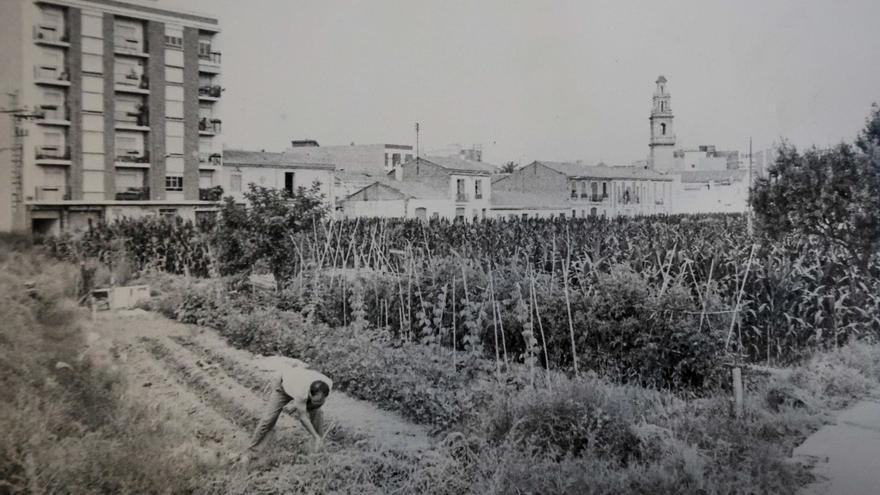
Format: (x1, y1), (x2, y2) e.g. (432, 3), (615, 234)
(7, 208), (880, 493)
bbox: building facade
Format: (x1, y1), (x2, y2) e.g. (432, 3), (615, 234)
(285, 142), (414, 175)
(0, 0), (222, 234)
(493, 160), (674, 218)
(342, 156), (494, 221)
(222, 149), (335, 205)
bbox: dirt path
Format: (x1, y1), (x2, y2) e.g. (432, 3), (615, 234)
(793, 392), (880, 495)
(84, 308), (432, 462)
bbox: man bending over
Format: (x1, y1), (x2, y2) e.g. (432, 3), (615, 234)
(248, 365), (333, 453)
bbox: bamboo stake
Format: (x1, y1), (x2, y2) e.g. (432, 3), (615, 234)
(495, 300), (509, 367)
(489, 269), (501, 378)
(725, 244), (757, 352)
(562, 260), (580, 377)
(529, 268), (552, 387)
(452, 274), (457, 371)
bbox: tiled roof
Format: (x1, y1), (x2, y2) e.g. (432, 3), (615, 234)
(491, 190), (568, 210)
(223, 149), (334, 169)
(678, 169), (747, 183)
(536, 161), (672, 181)
(420, 156), (497, 174)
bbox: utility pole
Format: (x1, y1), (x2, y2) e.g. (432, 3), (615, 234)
(747, 136), (754, 237)
(2, 92), (43, 231)
(414, 122), (420, 159)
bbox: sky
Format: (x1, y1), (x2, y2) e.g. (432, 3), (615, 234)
(171, 0), (880, 166)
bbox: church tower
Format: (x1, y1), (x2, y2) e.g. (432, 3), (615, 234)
(649, 75), (677, 171)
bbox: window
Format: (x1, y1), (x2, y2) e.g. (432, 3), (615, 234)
(166, 67), (184, 84)
(579, 181), (587, 198)
(415, 207), (427, 220)
(231, 173), (242, 192)
(159, 208), (178, 218)
(392, 153), (401, 167)
(43, 130), (62, 147)
(384, 153), (389, 168)
(164, 35), (183, 48)
(116, 170), (141, 189)
(602, 182), (608, 198)
(474, 179), (483, 199)
(199, 171), (213, 188)
(570, 182), (577, 199)
(590, 207), (597, 217)
(165, 176), (183, 191)
(590, 182), (598, 200)
(455, 207), (465, 221)
(660, 123), (667, 135)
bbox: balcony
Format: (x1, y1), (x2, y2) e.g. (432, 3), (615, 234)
(199, 186), (224, 201)
(33, 26), (70, 48)
(113, 39), (148, 58)
(199, 118), (221, 135)
(115, 150), (150, 167)
(35, 104), (70, 126)
(114, 109), (149, 130)
(455, 192), (469, 202)
(33, 186), (70, 201)
(115, 186), (150, 201)
(114, 72), (149, 94)
(198, 84), (223, 100)
(198, 50), (221, 73)
(34, 145), (71, 164)
(199, 152), (222, 168)
(34, 66), (70, 86)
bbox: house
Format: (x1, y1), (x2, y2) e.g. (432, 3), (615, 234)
(671, 169), (749, 214)
(342, 156), (494, 221)
(492, 160), (674, 218)
(222, 149), (335, 205)
(489, 190), (569, 219)
(285, 142), (414, 175)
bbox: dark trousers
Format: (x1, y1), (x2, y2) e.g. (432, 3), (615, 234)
(249, 375), (323, 449)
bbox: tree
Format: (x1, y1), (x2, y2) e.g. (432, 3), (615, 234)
(751, 104), (880, 270)
(211, 182), (329, 282)
(499, 161), (519, 174)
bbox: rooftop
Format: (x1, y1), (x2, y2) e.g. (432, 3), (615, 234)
(536, 161), (673, 181)
(416, 156), (497, 174)
(351, 179), (449, 200)
(223, 149), (334, 170)
(678, 169), (747, 183)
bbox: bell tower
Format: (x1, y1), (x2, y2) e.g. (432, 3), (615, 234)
(649, 75), (676, 171)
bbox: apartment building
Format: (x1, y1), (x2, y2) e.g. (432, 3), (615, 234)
(0, 0), (223, 234)
(492, 161), (674, 218)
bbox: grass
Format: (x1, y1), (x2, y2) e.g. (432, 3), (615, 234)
(0, 243), (224, 494)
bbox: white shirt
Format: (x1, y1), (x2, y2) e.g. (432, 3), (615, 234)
(279, 367), (333, 412)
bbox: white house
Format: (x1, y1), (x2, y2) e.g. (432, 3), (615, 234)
(342, 156), (495, 221)
(222, 150), (335, 205)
